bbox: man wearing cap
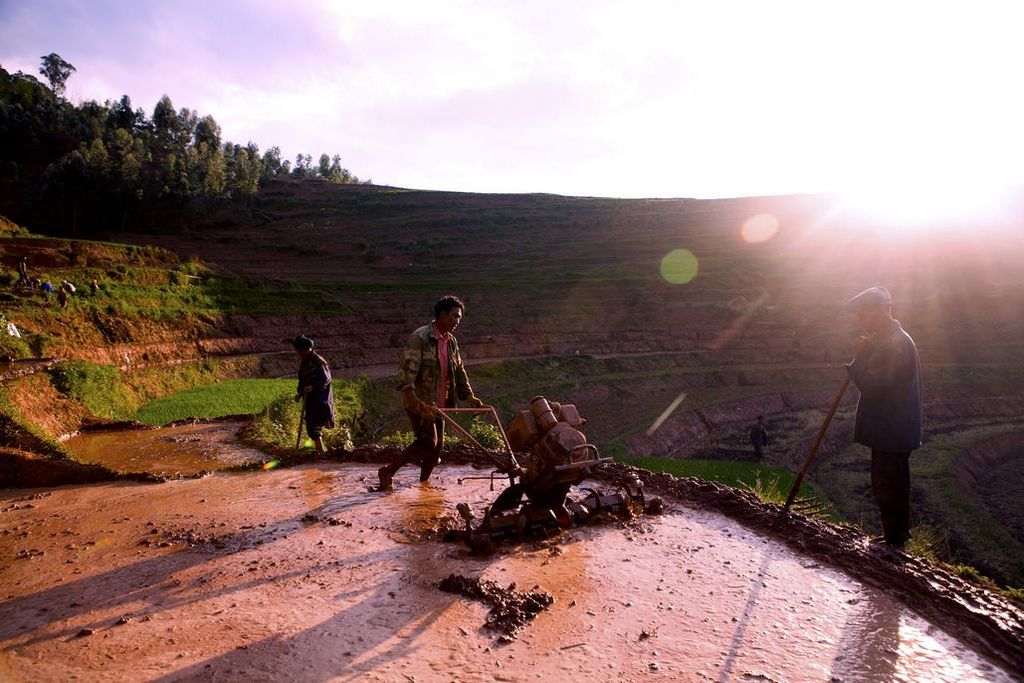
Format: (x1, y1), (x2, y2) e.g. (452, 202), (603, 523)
(294, 335), (335, 454)
(378, 295), (485, 490)
(846, 287), (922, 549)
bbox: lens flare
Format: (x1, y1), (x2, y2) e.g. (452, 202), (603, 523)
(660, 249), (699, 284)
(646, 392), (687, 436)
(262, 459), (281, 470)
(741, 213), (779, 243)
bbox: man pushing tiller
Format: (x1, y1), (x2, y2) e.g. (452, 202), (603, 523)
(378, 295), (486, 491)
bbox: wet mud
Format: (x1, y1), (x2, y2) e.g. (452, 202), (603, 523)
(0, 445), (145, 489)
(614, 466), (1024, 675)
(1, 454), (1021, 681)
(65, 419), (270, 477)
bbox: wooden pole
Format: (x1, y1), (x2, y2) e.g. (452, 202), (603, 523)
(295, 399), (306, 449)
(437, 407), (514, 455)
(784, 376), (851, 509)
(437, 409), (489, 451)
(438, 406), (519, 470)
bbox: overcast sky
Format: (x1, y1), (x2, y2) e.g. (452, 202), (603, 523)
(2, 0), (1023, 200)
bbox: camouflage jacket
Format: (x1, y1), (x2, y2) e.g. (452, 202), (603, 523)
(396, 323), (473, 407)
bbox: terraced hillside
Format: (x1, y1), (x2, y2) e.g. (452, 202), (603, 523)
(110, 183), (1022, 373)
(117, 180), (1024, 584)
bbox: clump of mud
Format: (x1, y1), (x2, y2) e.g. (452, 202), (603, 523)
(438, 573), (554, 641)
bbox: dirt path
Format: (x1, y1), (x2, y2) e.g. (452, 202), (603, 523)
(0, 460), (1018, 682)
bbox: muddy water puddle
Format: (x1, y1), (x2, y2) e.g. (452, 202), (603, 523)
(64, 420), (269, 476)
(0, 461), (1014, 682)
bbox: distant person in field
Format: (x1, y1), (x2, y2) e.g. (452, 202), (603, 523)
(57, 286), (68, 309)
(293, 335), (335, 455)
(378, 295), (485, 491)
(17, 257), (28, 285)
(749, 415), (769, 460)
(846, 287), (922, 550)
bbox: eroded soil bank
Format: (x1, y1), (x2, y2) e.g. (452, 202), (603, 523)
(1, 460), (1020, 682)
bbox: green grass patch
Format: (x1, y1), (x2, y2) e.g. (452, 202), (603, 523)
(245, 377), (389, 451)
(1004, 586), (1024, 608)
(0, 333), (31, 360)
(121, 360), (232, 408)
(621, 455), (831, 510)
(908, 423), (1024, 586)
(133, 379), (296, 425)
(246, 394), (353, 451)
(3, 235), (353, 325)
(44, 358), (253, 424)
(48, 360), (135, 420)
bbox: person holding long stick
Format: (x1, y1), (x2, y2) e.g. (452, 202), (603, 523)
(846, 287), (922, 550)
(378, 295), (485, 491)
(293, 334), (334, 455)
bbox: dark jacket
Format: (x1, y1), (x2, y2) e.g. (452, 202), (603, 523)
(396, 323), (473, 408)
(847, 319), (922, 452)
(298, 351), (335, 430)
(749, 424), (769, 448)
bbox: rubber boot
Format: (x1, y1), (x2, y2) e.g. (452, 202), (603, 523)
(377, 466), (394, 491)
(419, 455), (440, 483)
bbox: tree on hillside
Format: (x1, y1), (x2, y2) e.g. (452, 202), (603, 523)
(82, 138), (111, 180)
(107, 128), (145, 201)
(0, 67), (50, 108)
(1, 59), (365, 233)
(40, 149), (89, 232)
(194, 115), (221, 149)
(39, 53), (76, 99)
(292, 153), (312, 178)
(261, 146), (283, 179)
(152, 97), (198, 154)
(151, 96), (176, 137)
(227, 144), (261, 198)
(107, 94), (144, 132)
(148, 97), (203, 198)
(328, 154), (353, 183)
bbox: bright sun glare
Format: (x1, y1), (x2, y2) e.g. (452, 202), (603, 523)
(837, 178), (1013, 231)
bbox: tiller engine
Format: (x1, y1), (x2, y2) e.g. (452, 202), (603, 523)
(443, 396), (648, 552)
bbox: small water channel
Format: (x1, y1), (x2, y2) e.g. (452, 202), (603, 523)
(64, 419), (269, 476)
